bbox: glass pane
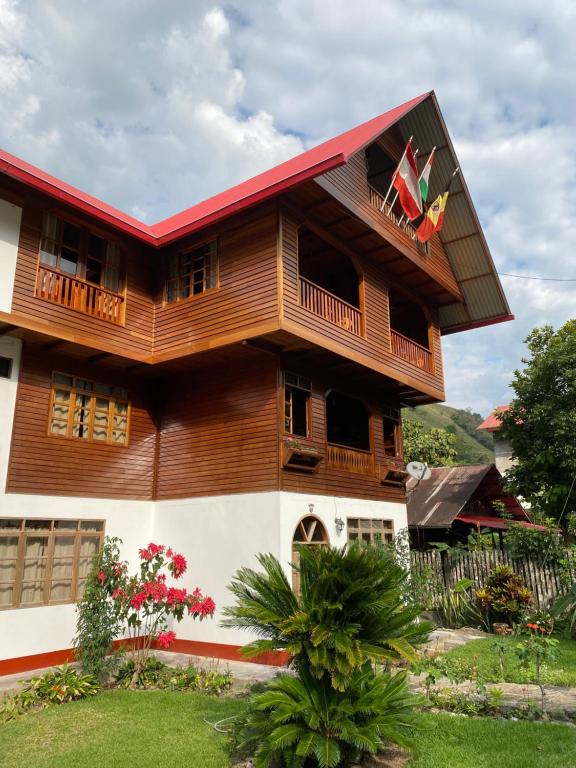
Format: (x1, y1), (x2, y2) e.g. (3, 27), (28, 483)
(21, 582), (44, 604)
(50, 580), (72, 601)
(94, 382), (113, 396)
(0, 519), (21, 530)
(62, 222), (80, 249)
(80, 536), (100, 557)
(51, 558), (73, 579)
(112, 430), (127, 444)
(54, 388), (71, 405)
(114, 402), (127, 415)
(76, 579), (86, 598)
(25, 521), (51, 531)
(23, 559), (47, 580)
(53, 535), (75, 557)
(88, 233), (105, 259)
(86, 257), (103, 285)
(54, 520), (77, 531)
(113, 415), (127, 430)
(50, 420), (68, 436)
(75, 379), (93, 392)
(0, 536), (18, 557)
(60, 248), (78, 275)
(80, 521), (104, 532)
(53, 373), (74, 387)
(0, 585), (14, 606)
(39, 248), (57, 267)
(0, 560), (17, 582)
(72, 423), (90, 439)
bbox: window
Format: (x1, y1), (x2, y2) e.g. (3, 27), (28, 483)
(283, 372), (311, 437)
(40, 213), (122, 292)
(383, 407), (401, 457)
(0, 356), (12, 379)
(48, 372), (129, 445)
(165, 241), (217, 303)
(326, 391), (370, 451)
(347, 518), (394, 545)
(0, 519), (105, 609)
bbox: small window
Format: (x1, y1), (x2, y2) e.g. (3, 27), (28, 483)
(0, 357), (12, 379)
(48, 372), (129, 445)
(383, 407), (401, 457)
(283, 373), (311, 438)
(347, 518), (394, 545)
(0, 518), (105, 609)
(165, 241), (218, 303)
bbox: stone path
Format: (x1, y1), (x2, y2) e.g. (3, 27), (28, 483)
(421, 627), (490, 653)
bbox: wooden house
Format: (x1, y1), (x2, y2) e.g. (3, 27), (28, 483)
(0, 91), (512, 673)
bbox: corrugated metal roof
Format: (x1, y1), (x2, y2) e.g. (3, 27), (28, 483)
(395, 95), (513, 334)
(407, 465), (492, 527)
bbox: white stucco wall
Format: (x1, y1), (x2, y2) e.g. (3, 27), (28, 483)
(0, 197), (22, 314)
(0, 336), (21, 492)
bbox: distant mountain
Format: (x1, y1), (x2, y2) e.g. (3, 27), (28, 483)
(402, 404), (494, 466)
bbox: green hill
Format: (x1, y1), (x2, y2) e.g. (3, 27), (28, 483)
(402, 404), (494, 466)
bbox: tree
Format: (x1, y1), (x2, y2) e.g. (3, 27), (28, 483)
(500, 321), (576, 527)
(402, 420), (457, 467)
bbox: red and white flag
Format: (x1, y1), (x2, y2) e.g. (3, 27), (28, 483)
(392, 141), (423, 220)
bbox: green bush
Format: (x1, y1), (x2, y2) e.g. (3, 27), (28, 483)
(231, 666), (416, 768)
(224, 542), (429, 767)
(115, 656), (167, 688)
(437, 578), (488, 630)
(475, 565), (532, 626)
(115, 655), (233, 694)
(74, 536), (125, 682)
(553, 582), (576, 637)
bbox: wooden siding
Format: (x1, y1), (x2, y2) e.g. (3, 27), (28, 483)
(280, 372), (406, 504)
(318, 152), (461, 298)
(280, 213), (445, 400)
(10, 201), (154, 358)
(152, 206), (280, 359)
(155, 352), (280, 499)
(5, 347), (156, 499)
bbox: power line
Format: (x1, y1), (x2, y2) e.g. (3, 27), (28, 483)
(498, 272), (576, 282)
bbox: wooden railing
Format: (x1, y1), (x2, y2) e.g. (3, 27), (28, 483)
(35, 265), (125, 324)
(299, 277), (362, 336)
(391, 329), (433, 373)
(367, 185), (429, 255)
(327, 443), (375, 475)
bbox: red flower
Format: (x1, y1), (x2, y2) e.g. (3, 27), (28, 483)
(130, 591), (147, 611)
(98, 571), (106, 585)
(169, 553), (187, 579)
(166, 587), (188, 606)
(111, 588), (126, 601)
(156, 631), (176, 649)
(527, 623), (539, 631)
(138, 547), (154, 561)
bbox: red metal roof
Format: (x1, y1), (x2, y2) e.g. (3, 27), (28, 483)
(456, 515), (551, 532)
(0, 92), (430, 248)
(477, 405), (511, 432)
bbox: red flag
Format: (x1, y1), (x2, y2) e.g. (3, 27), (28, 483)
(392, 141), (423, 220)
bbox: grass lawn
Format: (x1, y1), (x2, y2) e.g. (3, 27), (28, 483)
(1, 690), (575, 767)
(436, 635), (576, 687)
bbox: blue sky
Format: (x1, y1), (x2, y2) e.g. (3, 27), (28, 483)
(1, 0), (575, 417)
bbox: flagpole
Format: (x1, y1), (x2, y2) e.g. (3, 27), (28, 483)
(398, 146), (435, 225)
(388, 148), (419, 214)
(380, 136), (413, 211)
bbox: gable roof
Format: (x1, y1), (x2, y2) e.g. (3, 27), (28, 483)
(406, 464), (527, 527)
(0, 90), (512, 334)
(478, 405), (511, 432)
(0, 92), (429, 247)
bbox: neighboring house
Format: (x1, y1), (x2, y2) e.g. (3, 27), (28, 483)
(406, 464), (543, 550)
(478, 405), (513, 475)
(0, 91), (513, 674)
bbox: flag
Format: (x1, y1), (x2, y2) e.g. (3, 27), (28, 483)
(416, 192), (448, 242)
(416, 169), (457, 242)
(392, 141), (422, 220)
(419, 149), (435, 203)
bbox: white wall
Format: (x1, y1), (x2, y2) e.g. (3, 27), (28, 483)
(0, 498), (154, 660)
(0, 198), (22, 314)
(0, 336), (21, 492)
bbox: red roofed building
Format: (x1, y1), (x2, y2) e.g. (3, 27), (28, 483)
(0, 91), (513, 673)
(478, 405), (514, 474)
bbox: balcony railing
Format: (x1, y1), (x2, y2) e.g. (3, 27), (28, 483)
(368, 185), (429, 255)
(327, 443), (375, 475)
(299, 277), (362, 336)
(391, 329), (433, 373)
(35, 265), (125, 324)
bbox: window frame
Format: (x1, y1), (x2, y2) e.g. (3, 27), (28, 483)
(0, 518), (105, 610)
(283, 372), (312, 438)
(383, 406), (402, 458)
(347, 518), (394, 546)
(47, 371), (131, 447)
(164, 238), (219, 305)
(39, 212), (125, 295)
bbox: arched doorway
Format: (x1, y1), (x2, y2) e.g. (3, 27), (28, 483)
(291, 515), (329, 592)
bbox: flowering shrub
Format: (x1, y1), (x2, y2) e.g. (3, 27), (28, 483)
(96, 541), (215, 686)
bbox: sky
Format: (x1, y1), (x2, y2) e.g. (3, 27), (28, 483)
(1, 0), (575, 417)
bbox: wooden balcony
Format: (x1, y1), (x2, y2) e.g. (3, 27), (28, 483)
(35, 265), (125, 324)
(299, 277), (362, 336)
(391, 329), (433, 373)
(368, 185), (429, 256)
(327, 443), (375, 475)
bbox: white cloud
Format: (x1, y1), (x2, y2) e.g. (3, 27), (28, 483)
(0, 1), (575, 416)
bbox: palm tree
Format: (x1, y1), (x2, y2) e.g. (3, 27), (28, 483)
(222, 542), (431, 691)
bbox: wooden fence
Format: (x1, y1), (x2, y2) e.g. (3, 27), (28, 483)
(410, 549), (576, 609)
